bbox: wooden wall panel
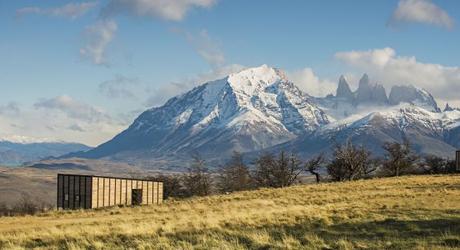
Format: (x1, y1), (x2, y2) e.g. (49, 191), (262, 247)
(69, 176), (75, 209)
(74, 176), (80, 209)
(104, 178), (110, 207)
(108, 178), (113, 206)
(153, 182), (158, 205)
(79, 177), (85, 208)
(63, 175), (69, 208)
(158, 182), (163, 204)
(92, 177), (99, 208)
(86, 177), (92, 209)
(121, 179), (126, 205)
(57, 175), (63, 209)
(98, 177), (104, 208)
(142, 181), (148, 205)
(147, 181), (152, 204)
(126, 180), (132, 205)
(116, 179), (121, 205)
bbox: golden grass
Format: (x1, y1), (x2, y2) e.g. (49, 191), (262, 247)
(0, 175), (459, 249)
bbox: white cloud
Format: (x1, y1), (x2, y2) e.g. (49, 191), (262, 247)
(287, 68), (336, 97)
(0, 96), (126, 146)
(101, 0), (216, 21)
(0, 102), (21, 116)
(99, 75), (142, 99)
(34, 95), (110, 123)
(17, 2), (97, 19)
(388, 0), (454, 29)
(335, 47), (460, 105)
(146, 64), (245, 106)
(80, 19), (118, 65)
(184, 29), (226, 67)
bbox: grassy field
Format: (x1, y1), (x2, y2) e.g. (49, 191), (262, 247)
(0, 175), (459, 249)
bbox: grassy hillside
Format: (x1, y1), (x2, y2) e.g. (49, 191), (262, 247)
(0, 175), (459, 249)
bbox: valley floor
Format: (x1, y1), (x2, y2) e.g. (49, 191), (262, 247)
(0, 175), (459, 249)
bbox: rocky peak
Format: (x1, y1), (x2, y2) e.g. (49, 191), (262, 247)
(389, 85), (440, 112)
(359, 73), (370, 87)
(336, 75), (354, 101)
(444, 103), (454, 112)
(355, 74), (388, 105)
(443, 103), (459, 112)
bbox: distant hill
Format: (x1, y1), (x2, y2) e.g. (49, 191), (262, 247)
(0, 140), (91, 166)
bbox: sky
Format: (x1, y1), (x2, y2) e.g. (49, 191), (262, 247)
(1, 0), (459, 146)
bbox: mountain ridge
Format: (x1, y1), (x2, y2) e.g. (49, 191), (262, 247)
(69, 65), (460, 168)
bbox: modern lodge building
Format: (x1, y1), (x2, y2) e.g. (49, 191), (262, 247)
(57, 174), (163, 209)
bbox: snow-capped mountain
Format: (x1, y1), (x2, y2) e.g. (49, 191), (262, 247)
(79, 65), (329, 162)
(272, 105), (460, 159)
(0, 138), (91, 166)
(72, 65), (460, 167)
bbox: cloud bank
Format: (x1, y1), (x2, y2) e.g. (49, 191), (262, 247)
(388, 0), (454, 29)
(335, 47), (460, 104)
(80, 19), (118, 65)
(17, 2), (97, 19)
(287, 68), (336, 97)
(101, 0), (216, 21)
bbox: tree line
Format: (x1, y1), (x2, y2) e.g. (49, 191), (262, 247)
(153, 139), (458, 199)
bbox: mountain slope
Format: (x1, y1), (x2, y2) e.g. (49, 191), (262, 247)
(80, 65), (329, 162)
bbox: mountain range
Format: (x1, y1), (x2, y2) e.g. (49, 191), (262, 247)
(70, 65), (460, 169)
(0, 138), (91, 166)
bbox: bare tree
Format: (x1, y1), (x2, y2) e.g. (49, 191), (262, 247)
(253, 151), (303, 188)
(381, 139), (418, 177)
(182, 154), (212, 197)
(305, 154), (325, 183)
(327, 141), (377, 181)
(217, 151), (252, 193)
(253, 153), (276, 187)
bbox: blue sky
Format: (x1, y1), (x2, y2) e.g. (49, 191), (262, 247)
(1, 0), (459, 146)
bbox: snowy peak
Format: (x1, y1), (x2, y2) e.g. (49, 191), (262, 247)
(388, 85), (440, 112)
(82, 65), (331, 159)
(227, 64), (287, 90)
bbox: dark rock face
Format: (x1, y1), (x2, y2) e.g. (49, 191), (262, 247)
(354, 74), (388, 106)
(336, 75), (354, 101)
(444, 103), (455, 112)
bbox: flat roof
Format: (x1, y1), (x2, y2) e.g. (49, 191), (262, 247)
(57, 173), (161, 182)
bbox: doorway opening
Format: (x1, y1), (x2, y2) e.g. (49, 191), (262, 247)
(132, 189), (143, 206)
